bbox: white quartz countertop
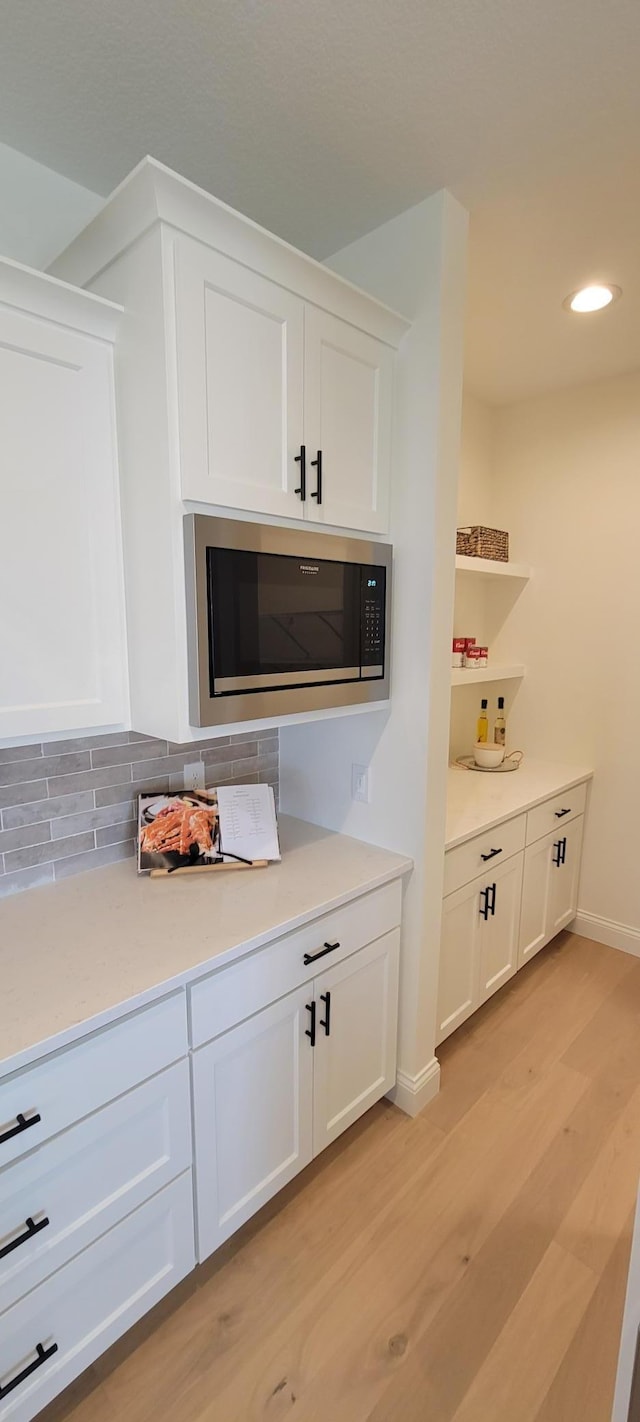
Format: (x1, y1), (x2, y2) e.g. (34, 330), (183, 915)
(446, 759), (593, 851)
(0, 816), (411, 1078)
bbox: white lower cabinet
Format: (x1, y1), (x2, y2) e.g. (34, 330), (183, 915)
(0, 1174), (194, 1422)
(519, 816), (584, 966)
(0, 884), (403, 1418)
(436, 857), (523, 1045)
(438, 787), (588, 1045)
(192, 986), (314, 1260)
(193, 926), (400, 1263)
(312, 931), (399, 1154)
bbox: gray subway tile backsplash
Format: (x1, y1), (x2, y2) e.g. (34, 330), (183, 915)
(0, 729), (279, 898)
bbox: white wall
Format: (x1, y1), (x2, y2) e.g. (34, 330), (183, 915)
(279, 191), (468, 1113)
(488, 370), (640, 947)
(458, 389), (495, 526)
(0, 141), (101, 269)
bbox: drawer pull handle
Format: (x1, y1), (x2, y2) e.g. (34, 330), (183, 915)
(294, 444), (306, 501)
(305, 1000), (316, 1048)
(0, 1110), (41, 1147)
(0, 1341), (58, 1399)
(552, 837), (567, 867)
(0, 1213), (50, 1261)
(303, 940), (340, 965)
(479, 884), (497, 919)
(480, 847), (502, 862)
(555, 807), (571, 818)
(319, 991), (331, 1037)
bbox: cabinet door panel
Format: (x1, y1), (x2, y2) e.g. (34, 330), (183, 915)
(437, 881), (482, 1044)
(548, 815), (583, 937)
(312, 931), (399, 1155)
(304, 306), (392, 533)
(0, 306), (126, 738)
(478, 855), (524, 1005)
(176, 239), (304, 516)
(192, 987), (313, 1261)
(519, 833), (555, 967)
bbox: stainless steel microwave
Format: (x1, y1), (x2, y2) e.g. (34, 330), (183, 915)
(184, 515), (392, 726)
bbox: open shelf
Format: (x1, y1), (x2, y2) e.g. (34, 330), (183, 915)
(451, 664), (525, 687)
(455, 554), (532, 581)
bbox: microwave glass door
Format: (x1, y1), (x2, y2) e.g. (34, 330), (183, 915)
(207, 548), (366, 693)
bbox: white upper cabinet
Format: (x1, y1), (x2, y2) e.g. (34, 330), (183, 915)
(304, 307), (393, 533)
(176, 240), (305, 517)
(175, 236), (395, 532)
(0, 260), (128, 741)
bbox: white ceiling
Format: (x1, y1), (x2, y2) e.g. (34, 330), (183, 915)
(2, 0), (640, 403)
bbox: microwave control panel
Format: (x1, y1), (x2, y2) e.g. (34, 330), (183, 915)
(361, 566), (386, 672)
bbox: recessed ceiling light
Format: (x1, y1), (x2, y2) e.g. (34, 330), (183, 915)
(563, 284), (622, 313)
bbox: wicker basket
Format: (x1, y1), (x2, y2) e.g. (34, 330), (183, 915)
(456, 525), (509, 562)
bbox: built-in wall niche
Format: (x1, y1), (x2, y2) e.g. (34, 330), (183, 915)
(449, 554), (531, 761)
(449, 677), (523, 762)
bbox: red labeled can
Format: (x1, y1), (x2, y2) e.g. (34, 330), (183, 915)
(464, 645), (483, 666)
(452, 637), (466, 668)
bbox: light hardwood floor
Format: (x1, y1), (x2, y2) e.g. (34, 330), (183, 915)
(42, 931), (640, 1422)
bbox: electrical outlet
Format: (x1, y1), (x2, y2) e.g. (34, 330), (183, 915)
(351, 763), (370, 804)
(183, 760), (205, 791)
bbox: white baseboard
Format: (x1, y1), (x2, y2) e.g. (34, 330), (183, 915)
(387, 1057), (441, 1118)
(572, 911), (640, 958)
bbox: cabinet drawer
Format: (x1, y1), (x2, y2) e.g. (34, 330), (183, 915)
(0, 992), (187, 1169)
(189, 880), (402, 1047)
(443, 815), (526, 897)
(0, 1173), (194, 1422)
(0, 1061), (191, 1316)
(525, 782), (588, 846)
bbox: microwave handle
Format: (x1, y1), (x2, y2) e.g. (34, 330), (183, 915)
(310, 449), (323, 505)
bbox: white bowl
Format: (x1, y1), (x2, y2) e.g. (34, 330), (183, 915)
(473, 741), (505, 769)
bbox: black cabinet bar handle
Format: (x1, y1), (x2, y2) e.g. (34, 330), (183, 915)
(555, 807), (571, 818)
(294, 445), (306, 501)
(489, 882), (497, 916)
(319, 992), (331, 1037)
(0, 1214), (50, 1261)
(0, 1111), (41, 1147)
(0, 1341), (58, 1399)
(560, 836), (567, 865)
(480, 847), (502, 862)
(303, 940), (340, 966)
(552, 840), (563, 867)
(305, 1000), (316, 1048)
(479, 888), (490, 920)
(310, 449), (322, 504)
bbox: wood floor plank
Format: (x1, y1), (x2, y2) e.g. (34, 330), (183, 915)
(450, 1243), (597, 1422)
(40, 933), (640, 1422)
(534, 1209), (635, 1422)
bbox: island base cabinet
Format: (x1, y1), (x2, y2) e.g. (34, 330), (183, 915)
(519, 816), (584, 967)
(312, 930), (399, 1154)
(0, 1173), (194, 1422)
(192, 987), (314, 1262)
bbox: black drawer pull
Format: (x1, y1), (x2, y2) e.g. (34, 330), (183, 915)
(0, 1341), (58, 1399)
(0, 1213), (50, 1261)
(480, 888), (490, 920)
(319, 991), (331, 1037)
(0, 1111), (41, 1147)
(294, 445), (306, 501)
(303, 940), (340, 966)
(555, 807), (571, 818)
(310, 449), (323, 504)
(552, 837), (567, 867)
(305, 1000), (316, 1048)
(480, 847), (502, 862)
